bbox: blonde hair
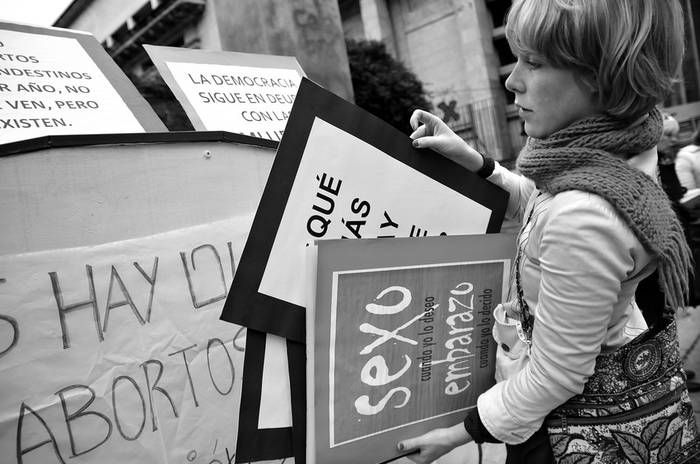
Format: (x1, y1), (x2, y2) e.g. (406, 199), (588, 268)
(505, 0), (685, 120)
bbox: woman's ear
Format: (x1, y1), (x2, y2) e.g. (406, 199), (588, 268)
(579, 72), (598, 96)
(576, 71), (603, 112)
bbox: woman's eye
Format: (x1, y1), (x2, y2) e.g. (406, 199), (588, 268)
(524, 59), (540, 70)
(518, 54), (542, 70)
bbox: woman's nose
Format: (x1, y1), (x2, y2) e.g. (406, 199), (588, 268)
(505, 64), (523, 94)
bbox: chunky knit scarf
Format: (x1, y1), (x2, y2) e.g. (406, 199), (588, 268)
(517, 108), (691, 315)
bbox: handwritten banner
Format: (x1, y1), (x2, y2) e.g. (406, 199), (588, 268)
(144, 45), (304, 141)
(0, 22), (164, 144)
(0, 218), (287, 464)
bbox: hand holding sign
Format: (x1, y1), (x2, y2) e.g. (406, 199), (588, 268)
(221, 78), (509, 342)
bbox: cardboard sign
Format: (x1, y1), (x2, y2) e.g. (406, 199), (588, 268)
(0, 134), (299, 463)
(307, 234), (515, 464)
(0, 22), (164, 144)
(144, 45), (304, 141)
(0, 219), (287, 464)
(220, 78), (509, 342)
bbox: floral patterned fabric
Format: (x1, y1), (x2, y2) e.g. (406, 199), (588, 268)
(546, 318), (700, 463)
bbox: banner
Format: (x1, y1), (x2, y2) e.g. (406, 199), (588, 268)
(0, 218), (287, 464)
(221, 78), (509, 343)
(307, 234), (515, 464)
(0, 22), (165, 145)
(144, 45), (304, 141)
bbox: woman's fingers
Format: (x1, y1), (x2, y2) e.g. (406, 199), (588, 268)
(397, 439), (424, 464)
(412, 137), (435, 149)
(410, 110), (444, 150)
(398, 437), (420, 453)
(410, 124), (427, 140)
(398, 442), (432, 464)
(408, 109), (473, 167)
(410, 109), (428, 130)
(410, 109), (440, 131)
(410, 110), (438, 149)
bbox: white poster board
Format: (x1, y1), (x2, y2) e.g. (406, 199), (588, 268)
(0, 136), (294, 463)
(260, 117), (494, 308)
(220, 80), (509, 463)
(1, 220), (252, 463)
(145, 45), (304, 141)
(221, 79), (509, 343)
(0, 22), (165, 145)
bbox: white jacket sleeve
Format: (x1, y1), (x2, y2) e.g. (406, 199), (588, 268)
(675, 147), (699, 190)
(477, 192), (640, 443)
(486, 162), (535, 222)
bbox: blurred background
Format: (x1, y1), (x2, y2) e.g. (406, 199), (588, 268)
(5, 0), (700, 166)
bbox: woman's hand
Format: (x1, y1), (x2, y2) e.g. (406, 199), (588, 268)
(409, 109), (484, 172)
(397, 423), (473, 464)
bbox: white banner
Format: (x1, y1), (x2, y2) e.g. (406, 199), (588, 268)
(0, 218), (287, 464)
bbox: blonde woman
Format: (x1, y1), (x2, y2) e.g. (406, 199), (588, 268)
(398, 1), (699, 463)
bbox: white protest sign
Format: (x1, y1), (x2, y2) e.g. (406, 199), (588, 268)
(260, 117), (493, 308)
(144, 45), (304, 142)
(0, 28), (147, 144)
(221, 79), (508, 343)
(0, 218), (288, 464)
(166, 62), (301, 141)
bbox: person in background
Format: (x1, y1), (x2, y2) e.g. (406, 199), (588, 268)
(675, 127), (700, 192)
(674, 127), (700, 309)
(397, 0), (698, 463)
(658, 113), (684, 204)
(655, 114), (700, 392)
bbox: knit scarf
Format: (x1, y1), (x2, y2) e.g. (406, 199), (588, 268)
(517, 107), (691, 315)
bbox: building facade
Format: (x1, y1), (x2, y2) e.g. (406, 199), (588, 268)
(55, 0), (700, 160)
(55, 0), (355, 103)
(339, 0), (700, 160)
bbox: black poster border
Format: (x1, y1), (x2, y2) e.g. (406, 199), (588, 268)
(220, 78), (509, 342)
(235, 329), (300, 462)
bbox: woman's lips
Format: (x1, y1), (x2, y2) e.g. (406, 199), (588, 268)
(516, 103), (532, 116)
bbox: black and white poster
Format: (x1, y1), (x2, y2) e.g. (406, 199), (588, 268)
(220, 78), (509, 343)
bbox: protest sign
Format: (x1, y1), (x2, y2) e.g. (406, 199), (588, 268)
(144, 45), (304, 141)
(0, 22), (164, 145)
(220, 78), (509, 343)
(0, 219), (265, 464)
(0, 134), (298, 463)
(306, 234), (515, 464)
